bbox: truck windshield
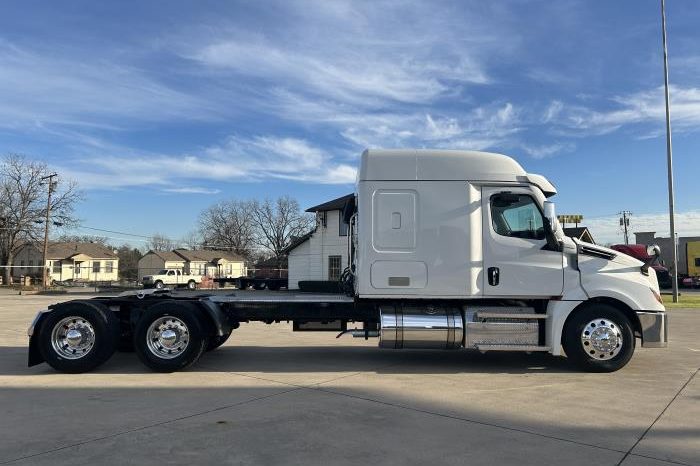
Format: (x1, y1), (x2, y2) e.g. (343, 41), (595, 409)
(158, 269), (168, 275)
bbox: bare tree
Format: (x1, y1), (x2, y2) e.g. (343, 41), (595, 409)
(198, 200), (256, 259)
(250, 196), (314, 263)
(55, 234), (109, 245)
(0, 154), (80, 285)
(147, 233), (174, 252)
(181, 230), (202, 250)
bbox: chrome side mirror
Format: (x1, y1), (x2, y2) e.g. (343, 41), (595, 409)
(647, 244), (661, 258)
(543, 201), (558, 232)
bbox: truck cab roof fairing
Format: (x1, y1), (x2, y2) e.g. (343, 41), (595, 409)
(359, 149), (557, 196)
(359, 149), (527, 182)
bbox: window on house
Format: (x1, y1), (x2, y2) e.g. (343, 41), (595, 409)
(318, 211), (327, 228)
(53, 261), (61, 274)
(328, 255), (342, 281)
(106, 261), (113, 273)
(339, 215), (349, 236)
(93, 261), (101, 273)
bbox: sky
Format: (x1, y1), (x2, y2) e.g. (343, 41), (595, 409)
(1, 0), (699, 246)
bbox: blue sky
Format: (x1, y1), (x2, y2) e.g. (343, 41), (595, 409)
(1, 0), (699, 245)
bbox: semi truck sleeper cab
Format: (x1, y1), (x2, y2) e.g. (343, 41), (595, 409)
(27, 149), (667, 374)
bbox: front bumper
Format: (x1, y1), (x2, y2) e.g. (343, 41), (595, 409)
(637, 311), (668, 348)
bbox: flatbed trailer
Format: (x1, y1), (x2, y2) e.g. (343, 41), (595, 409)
(214, 276), (288, 290)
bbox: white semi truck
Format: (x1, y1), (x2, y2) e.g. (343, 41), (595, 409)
(27, 150), (667, 373)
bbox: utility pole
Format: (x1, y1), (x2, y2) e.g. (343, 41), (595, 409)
(619, 211), (632, 245)
(41, 173), (57, 289)
(661, 0), (679, 303)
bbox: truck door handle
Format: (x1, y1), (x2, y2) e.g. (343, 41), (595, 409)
(488, 267), (500, 286)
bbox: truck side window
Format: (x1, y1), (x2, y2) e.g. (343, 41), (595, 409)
(490, 193), (545, 240)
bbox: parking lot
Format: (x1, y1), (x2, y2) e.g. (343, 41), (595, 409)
(0, 292), (698, 466)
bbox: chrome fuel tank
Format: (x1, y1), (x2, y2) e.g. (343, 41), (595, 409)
(379, 305), (463, 349)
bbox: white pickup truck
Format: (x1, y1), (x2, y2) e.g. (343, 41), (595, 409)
(141, 269), (202, 290)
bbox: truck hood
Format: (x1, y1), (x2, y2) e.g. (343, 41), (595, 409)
(572, 239), (643, 268)
(572, 239), (663, 311)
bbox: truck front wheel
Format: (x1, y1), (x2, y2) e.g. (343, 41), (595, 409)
(562, 304), (635, 372)
(134, 301), (208, 372)
(38, 301), (119, 373)
(154, 280), (164, 290)
(186, 280), (196, 290)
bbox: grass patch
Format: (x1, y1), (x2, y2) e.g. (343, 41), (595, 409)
(662, 293), (700, 309)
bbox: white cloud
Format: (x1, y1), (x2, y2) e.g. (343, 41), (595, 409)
(0, 41), (215, 129)
(550, 86), (700, 136)
(162, 187), (222, 194)
(58, 134), (357, 189)
(521, 142), (575, 159)
(542, 100), (564, 123)
(585, 211), (700, 245)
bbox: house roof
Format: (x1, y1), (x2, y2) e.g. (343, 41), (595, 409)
(173, 249), (244, 263)
(43, 242), (118, 260)
(146, 250), (184, 262)
(564, 227), (595, 244)
(281, 230), (315, 254)
(49, 242), (117, 260)
(305, 194), (354, 213)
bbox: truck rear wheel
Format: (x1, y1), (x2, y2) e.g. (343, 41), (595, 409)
(134, 301), (208, 373)
(38, 301), (119, 373)
(206, 330), (232, 351)
(562, 304), (635, 372)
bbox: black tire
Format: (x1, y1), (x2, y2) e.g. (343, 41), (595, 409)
(187, 280), (196, 290)
(154, 280), (164, 290)
(267, 282), (280, 291)
(252, 282), (266, 290)
(134, 301), (208, 373)
(38, 301), (119, 373)
(206, 330), (232, 351)
(562, 304), (635, 372)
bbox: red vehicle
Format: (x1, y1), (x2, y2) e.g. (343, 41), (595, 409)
(611, 244), (672, 289)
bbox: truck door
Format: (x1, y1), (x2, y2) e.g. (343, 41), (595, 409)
(481, 187), (563, 297)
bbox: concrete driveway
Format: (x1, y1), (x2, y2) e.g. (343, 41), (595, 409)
(0, 293), (698, 466)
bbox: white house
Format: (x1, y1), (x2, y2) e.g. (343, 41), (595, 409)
(14, 242), (119, 283)
(285, 194), (353, 289)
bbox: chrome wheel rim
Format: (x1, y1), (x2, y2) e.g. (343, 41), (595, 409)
(581, 318), (622, 360)
(146, 316), (189, 359)
(50, 316), (96, 359)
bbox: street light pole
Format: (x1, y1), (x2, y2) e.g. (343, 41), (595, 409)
(661, 0), (679, 303)
(41, 173), (57, 289)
